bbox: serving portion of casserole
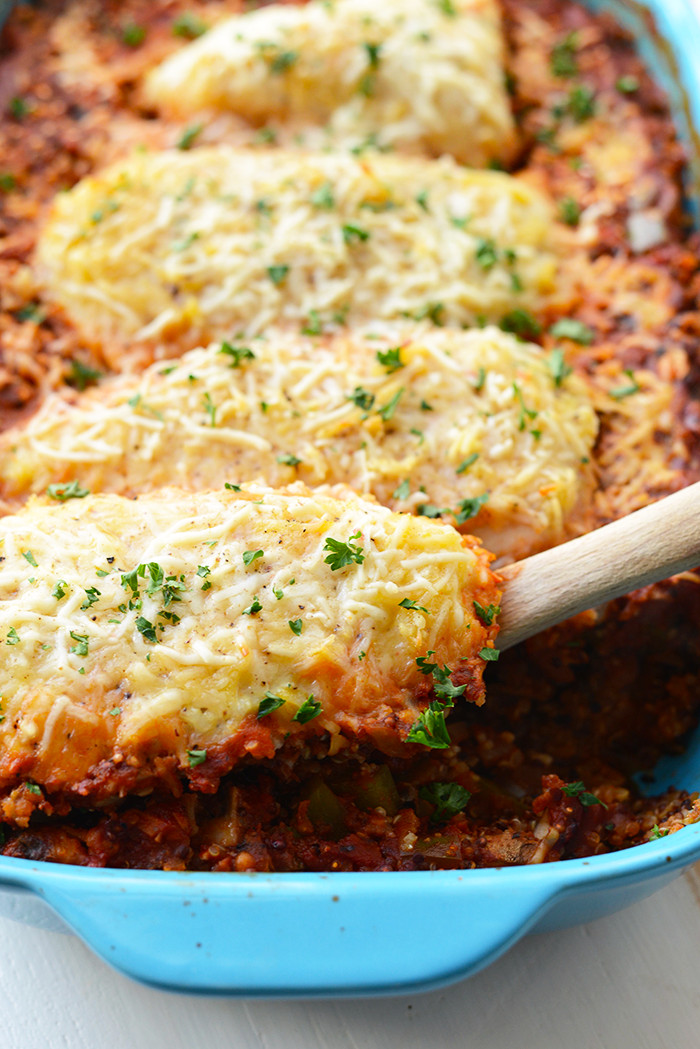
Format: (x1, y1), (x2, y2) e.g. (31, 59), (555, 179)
(0, 0), (698, 871)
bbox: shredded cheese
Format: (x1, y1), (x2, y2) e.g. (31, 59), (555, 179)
(0, 484), (499, 796)
(0, 325), (598, 560)
(143, 0), (517, 167)
(37, 146), (560, 350)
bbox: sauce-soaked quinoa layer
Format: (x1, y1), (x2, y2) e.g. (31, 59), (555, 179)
(1, 0), (700, 868)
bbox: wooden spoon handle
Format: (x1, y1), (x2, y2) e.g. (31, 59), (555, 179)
(497, 481), (700, 651)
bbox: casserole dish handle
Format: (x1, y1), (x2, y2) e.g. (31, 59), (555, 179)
(4, 864), (556, 995)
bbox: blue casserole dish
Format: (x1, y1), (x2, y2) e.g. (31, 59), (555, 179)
(0, 0), (699, 997)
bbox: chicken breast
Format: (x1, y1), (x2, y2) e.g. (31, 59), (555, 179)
(0, 325), (597, 560)
(0, 484), (500, 815)
(143, 0), (518, 167)
(37, 147), (559, 351)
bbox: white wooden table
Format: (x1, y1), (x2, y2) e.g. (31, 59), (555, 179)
(2, 863), (700, 1048)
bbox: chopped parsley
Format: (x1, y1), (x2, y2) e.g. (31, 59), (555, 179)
(342, 223), (370, 245)
(9, 96), (30, 121)
(292, 695), (322, 724)
(80, 587), (101, 611)
(562, 781), (607, 808)
(67, 359), (101, 391)
(277, 453), (302, 467)
(22, 550), (37, 567)
(456, 453), (479, 474)
(559, 196), (581, 227)
(550, 32), (579, 78)
(25, 782), (42, 797)
(257, 692), (286, 719)
(47, 480), (90, 501)
(473, 601), (500, 626)
(616, 75), (640, 94)
(135, 617), (157, 644)
(434, 0), (457, 16)
(122, 22), (146, 47)
(348, 386), (375, 412)
(500, 309), (542, 340)
(267, 264), (289, 286)
(454, 492), (489, 525)
(0, 172), (16, 192)
(202, 392), (217, 427)
(225, 483), (242, 492)
(419, 781), (472, 822)
(52, 580), (68, 600)
(377, 388), (403, 422)
(323, 531), (365, 570)
(311, 181), (335, 209)
(242, 549), (264, 567)
(479, 647), (499, 661)
(393, 479), (410, 500)
(610, 369), (640, 400)
(550, 318), (594, 345)
(376, 346), (404, 373)
(219, 341), (256, 367)
(6, 628), (20, 646)
(513, 382), (538, 431)
(547, 348), (573, 387)
(399, 598), (429, 614)
(473, 366), (486, 391)
(186, 748), (207, 768)
(649, 824), (669, 840)
(172, 12), (207, 38)
(475, 237), (499, 271)
(406, 701), (452, 749)
(289, 618), (303, 636)
(69, 631), (89, 656)
(109, 707), (121, 717)
(567, 85), (597, 123)
(242, 596), (263, 616)
(302, 310), (323, 335)
(415, 190), (430, 212)
(176, 123), (203, 150)
(269, 50), (299, 75)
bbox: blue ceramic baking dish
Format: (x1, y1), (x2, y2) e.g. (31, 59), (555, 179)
(0, 0), (700, 997)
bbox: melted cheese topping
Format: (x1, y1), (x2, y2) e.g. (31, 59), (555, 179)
(37, 146), (559, 349)
(142, 0), (517, 167)
(0, 485), (499, 797)
(0, 325), (598, 560)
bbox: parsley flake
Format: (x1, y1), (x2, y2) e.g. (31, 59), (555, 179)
(257, 692), (286, 718)
(135, 618), (157, 644)
(377, 387), (404, 421)
(407, 701), (452, 749)
(22, 550), (37, 567)
(456, 453), (479, 474)
(550, 318), (594, 344)
(187, 748), (207, 767)
(242, 597), (263, 616)
(323, 532), (365, 570)
(69, 631), (89, 656)
(47, 480), (90, 501)
(242, 549), (264, 567)
(176, 123), (203, 150)
(277, 453), (302, 467)
(473, 601), (500, 626)
(267, 264), (289, 286)
(376, 347), (404, 373)
(479, 647), (499, 661)
(6, 627), (20, 646)
(289, 618), (303, 636)
(548, 348), (573, 387)
(399, 598), (429, 614)
(219, 342), (255, 367)
(562, 781), (607, 807)
(610, 369), (640, 400)
(419, 781), (472, 822)
(292, 695), (322, 724)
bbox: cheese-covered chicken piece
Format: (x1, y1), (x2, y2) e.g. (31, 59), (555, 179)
(0, 485), (500, 812)
(143, 0), (517, 167)
(37, 147), (559, 350)
(0, 325), (597, 560)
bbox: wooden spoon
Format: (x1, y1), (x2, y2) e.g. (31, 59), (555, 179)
(497, 481), (700, 651)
